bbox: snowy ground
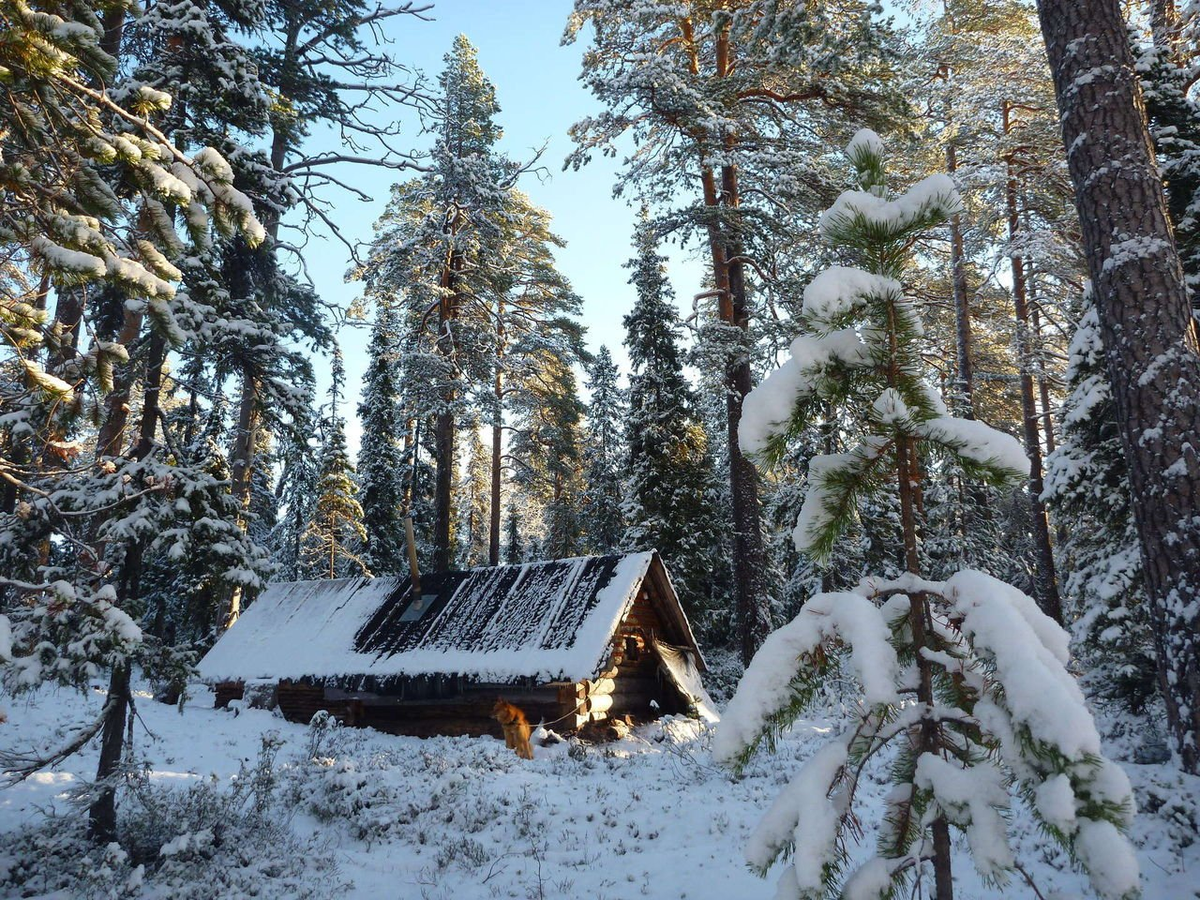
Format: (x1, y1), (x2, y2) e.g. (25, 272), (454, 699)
(1, 680), (1198, 899)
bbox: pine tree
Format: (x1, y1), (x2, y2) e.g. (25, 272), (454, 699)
(1036, 0), (1200, 773)
(717, 131), (1137, 900)
(0, 0), (269, 842)
(359, 39), (584, 570)
(622, 220), (726, 631)
(581, 346), (627, 554)
(510, 351), (587, 560)
(358, 35), (507, 571)
(567, 0), (906, 663)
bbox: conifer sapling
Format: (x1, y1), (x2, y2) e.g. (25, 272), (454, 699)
(714, 131), (1138, 900)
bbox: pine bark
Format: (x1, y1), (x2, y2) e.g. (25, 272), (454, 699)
(433, 253), (461, 572)
(1003, 107), (1063, 623)
(489, 377), (503, 567)
(1036, 0), (1200, 771)
(433, 407), (454, 571)
(489, 307), (505, 566)
(688, 21), (771, 666)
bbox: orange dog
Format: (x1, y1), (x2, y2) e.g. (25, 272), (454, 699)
(492, 698), (534, 759)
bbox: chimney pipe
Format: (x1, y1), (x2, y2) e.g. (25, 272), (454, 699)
(403, 514), (422, 601)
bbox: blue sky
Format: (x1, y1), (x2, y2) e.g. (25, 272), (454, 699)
(299, 0), (706, 455)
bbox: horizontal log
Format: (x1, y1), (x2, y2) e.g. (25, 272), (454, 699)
(579, 693), (614, 716)
(581, 677), (616, 697)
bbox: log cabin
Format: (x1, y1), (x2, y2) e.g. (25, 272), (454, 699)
(197, 551), (716, 739)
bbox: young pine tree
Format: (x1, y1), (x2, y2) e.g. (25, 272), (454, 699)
(715, 132), (1137, 900)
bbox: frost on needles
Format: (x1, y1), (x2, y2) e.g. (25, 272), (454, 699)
(716, 130), (1139, 900)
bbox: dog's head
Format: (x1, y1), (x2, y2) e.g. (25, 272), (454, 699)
(491, 698), (513, 723)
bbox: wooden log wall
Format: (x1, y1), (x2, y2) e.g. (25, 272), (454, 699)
(214, 680), (245, 708)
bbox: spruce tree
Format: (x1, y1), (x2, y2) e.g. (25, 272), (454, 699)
(717, 132), (1137, 900)
(1044, 291), (1157, 713)
(358, 302), (408, 575)
(581, 346), (627, 554)
(622, 220), (725, 630)
(457, 428), (492, 568)
(300, 349), (368, 579)
(1138, 10), (1200, 301)
(503, 502), (525, 564)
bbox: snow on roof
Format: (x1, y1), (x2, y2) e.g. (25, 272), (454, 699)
(198, 552), (664, 686)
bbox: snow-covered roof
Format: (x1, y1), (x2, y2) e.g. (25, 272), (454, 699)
(198, 551), (699, 686)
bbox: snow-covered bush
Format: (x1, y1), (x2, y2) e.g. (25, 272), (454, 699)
(716, 132), (1138, 900)
(0, 734), (342, 899)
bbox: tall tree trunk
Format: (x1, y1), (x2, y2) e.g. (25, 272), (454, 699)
(433, 257), (460, 572)
(685, 19), (771, 665)
(489, 376), (503, 566)
(1004, 105), (1063, 623)
(86, 6), (136, 842)
(433, 408), (454, 571)
(1036, 0), (1200, 772)
(720, 161), (772, 666)
(489, 307), (505, 566)
(946, 143), (976, 417)
(224, 366), (258, 626)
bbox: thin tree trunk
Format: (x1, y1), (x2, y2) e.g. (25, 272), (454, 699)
(1030, 303), (1057, 455)
(87, 6), (135, 843)
(888, 303), (954, 900)
(1004, 105), (1063, 623)
(131, 334), (166, 460)
(1036, 0), (1200, 772)
(88, 660), (130, 843)
(946, 143), (975, 417)
(224, 366), (258, 626)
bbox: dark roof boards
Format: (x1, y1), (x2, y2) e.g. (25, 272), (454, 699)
(198, 551), (701, 686)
